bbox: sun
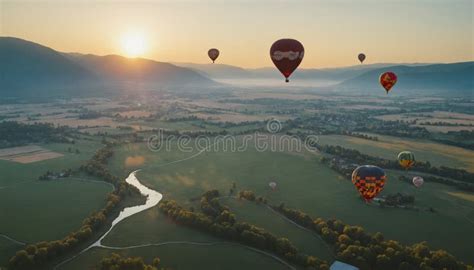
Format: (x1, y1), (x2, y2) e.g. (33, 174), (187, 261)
(121, 31), (147, 58)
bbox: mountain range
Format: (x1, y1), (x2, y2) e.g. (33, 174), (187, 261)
(175, 62), (473, 95)
(1, 37), (473, 97)
(0, 37), (214, 97)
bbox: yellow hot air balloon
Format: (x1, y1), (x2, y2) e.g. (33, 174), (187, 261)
(398, 151), (415, 169)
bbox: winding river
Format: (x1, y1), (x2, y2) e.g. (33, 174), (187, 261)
(55, 169), (297, 270)
(91, 170), (162, 248)
(55, 170), (162, 269)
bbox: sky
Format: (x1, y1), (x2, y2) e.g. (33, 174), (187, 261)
(1, 0), (473, 68)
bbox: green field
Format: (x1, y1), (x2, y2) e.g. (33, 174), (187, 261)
(0, 139), (103, 187)
(0, 138), (114, 267)
(219, 197), (333, 261)
(0, 237), (23, 267)
(318, 134), (474, 172)
(61, 244), (293, 270)
(0, 180), (112, 243)
(63, 138), (474, 268)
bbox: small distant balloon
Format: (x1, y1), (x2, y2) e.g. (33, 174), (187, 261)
(358, 53), (366, 63)
(269, 182), (277, 190)
(270, 39), (304, 83)
(352, 165), (386, 202)
(379, 71), (397, 93)
(208, 48), (219, 63)
(412, 176), (424, 188)
(398, 151), (415, 169)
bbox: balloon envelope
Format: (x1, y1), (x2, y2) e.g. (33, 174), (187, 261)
(208, 48), (219, 63)
(358, 53), (366, 63)
(398, 151), (415, 169)
(352, 165), (386, 201)
(413, 176), (424, 188)
(270, 39), (304, 82)
(379, 72), (397, 93)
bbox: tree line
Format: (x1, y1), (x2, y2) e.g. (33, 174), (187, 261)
(315, 143), (474, 190)
(99, 253), (166, 270)
(159, 190), (330, 270)
(0, 121), (72, 149)
(272, 204), (472, 270)
(8, 144), (140, 270)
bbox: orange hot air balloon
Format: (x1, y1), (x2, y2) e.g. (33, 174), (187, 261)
(352, 165), (386, 202)
(358, 53), (366, 63)
(208, 48), (219, 63)
(379, 71), (397, 93)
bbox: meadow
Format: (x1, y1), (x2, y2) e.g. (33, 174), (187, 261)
(318, 134), (474, 172)
(0, 138), (113, 267)
(63, 137), (474, 269)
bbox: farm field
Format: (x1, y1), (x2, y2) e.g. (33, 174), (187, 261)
(0, 179), (112, 243)
(61, 243), (294, 270)
(0, 138), (114, 267)
(0, 237), (23, 268)
(219, 197), (334, 261)
(0, 145), (63, 164)
(99, 139), (474, 265)
(318, 134), (474, 172)
(374, 111), (474, 132)
(0, 139), (103, 186)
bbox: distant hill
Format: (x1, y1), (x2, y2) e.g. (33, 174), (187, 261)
(174, 62), (431, 82)
(67, 54), (213, 86)
(338, 62), (474, 96)
(0, 37), (95, 94)
(175, 61), (473, 96)
(0, 37), (215, 97)
(173, 62), (251, 79)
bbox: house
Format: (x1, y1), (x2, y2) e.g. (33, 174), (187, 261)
(330, 261), (359, 270)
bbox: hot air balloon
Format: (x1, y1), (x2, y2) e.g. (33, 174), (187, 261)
(358, 53), (366, 63)
(413, 176), (424, 188)
(379, 72), (397, 93)
(398, 151), (415, 169)
(270, 39), (304, 82)
(352, 165), (386, 202)
(269, 182), (277, 190)
(208, 48), (219, 63)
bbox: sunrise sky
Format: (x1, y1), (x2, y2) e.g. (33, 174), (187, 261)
(1, 0), (473, 68)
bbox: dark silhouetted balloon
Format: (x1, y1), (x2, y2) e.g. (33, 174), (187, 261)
(270, 39), (304, 82)
(358, 53), (366, 63)
(208, 48), (219, 63)
(352, 165), (386, 202)
(379, 71), (397, 93)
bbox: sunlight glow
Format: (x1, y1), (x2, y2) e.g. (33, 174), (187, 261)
(120, 31), (147, 58)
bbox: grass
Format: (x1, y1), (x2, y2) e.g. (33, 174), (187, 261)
(60, 244), (294, 270)
(101, 208), (221, 247)
(68, 137), (474, 267)
(0, 179), (112, 243)
(220, 197), (333, 261)
(445, 191), (474, 203)
(0, 237), (23, 267)
(318, 134), (474, 172)
(0, 138), (113, 267)
(0, 138), (103, 186)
